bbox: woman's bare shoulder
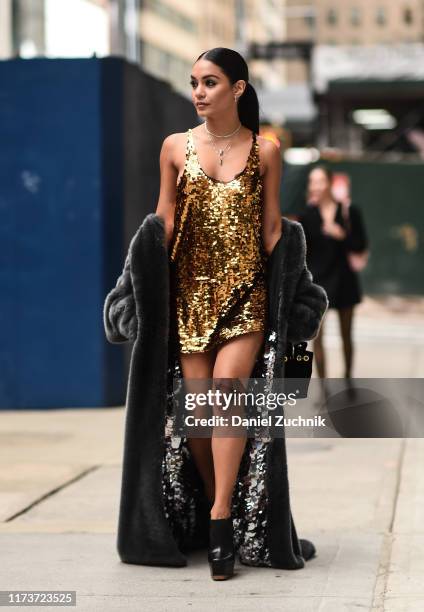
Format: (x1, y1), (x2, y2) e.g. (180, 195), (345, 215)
(256, 135), (281, 176)
(257, 134), (280, 156)
(160, 132), (189, 167)
(161, 131), (188, 149)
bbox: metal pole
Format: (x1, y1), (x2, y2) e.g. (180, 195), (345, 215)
(109, 0), (125, 57)
(125, 0), (140, 64)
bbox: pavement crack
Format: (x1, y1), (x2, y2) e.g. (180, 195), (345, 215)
(371, 438), (407, 611)
(4, 465), (101, 522)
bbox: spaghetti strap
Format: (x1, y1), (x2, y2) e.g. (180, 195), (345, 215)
(176, 130), (191, 189)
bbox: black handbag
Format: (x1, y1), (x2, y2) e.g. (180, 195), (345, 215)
(283, 341), (313, 398)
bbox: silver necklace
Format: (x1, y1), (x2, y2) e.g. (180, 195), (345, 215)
(203, 122), (242, 166)
(204, 121), (242, 138)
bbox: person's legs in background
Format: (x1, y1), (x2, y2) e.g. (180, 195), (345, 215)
(313, 310), (327, 379)
(337, 306), (355, 378)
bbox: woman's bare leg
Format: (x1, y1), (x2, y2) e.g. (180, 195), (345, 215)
(179, 347), (217, 504)
(210, 330), (265, 519)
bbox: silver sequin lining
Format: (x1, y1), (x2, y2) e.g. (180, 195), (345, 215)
(161, 328), (278, 566)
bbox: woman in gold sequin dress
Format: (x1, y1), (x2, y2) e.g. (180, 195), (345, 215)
(156, 48), (283, 580)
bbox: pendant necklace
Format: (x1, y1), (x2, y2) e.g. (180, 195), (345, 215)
(204, 121), (242, 166)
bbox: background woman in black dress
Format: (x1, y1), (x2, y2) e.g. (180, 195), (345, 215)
(298, 166), (369, 383)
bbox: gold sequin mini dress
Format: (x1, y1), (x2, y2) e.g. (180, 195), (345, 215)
(169, 127), (268, 354)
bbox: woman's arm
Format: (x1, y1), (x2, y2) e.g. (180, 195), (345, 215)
(345, 204), (369, 252)
(260, 137), (283, 257)
(155, 133), (179, 251)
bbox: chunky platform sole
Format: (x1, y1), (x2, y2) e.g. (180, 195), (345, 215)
(208, 516), (235, 580)
(208, 557), (235, 580)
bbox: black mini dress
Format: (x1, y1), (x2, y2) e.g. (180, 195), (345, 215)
(298, 202), (369, 309)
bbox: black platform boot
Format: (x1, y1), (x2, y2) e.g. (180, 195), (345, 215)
(208, 517), (235, 580)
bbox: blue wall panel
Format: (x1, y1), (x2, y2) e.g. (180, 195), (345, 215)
(0, 57), (124, 408)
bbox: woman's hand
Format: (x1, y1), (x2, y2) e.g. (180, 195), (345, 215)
(322, 220), (346, 240)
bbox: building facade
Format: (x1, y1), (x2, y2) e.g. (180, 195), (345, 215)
(139, 0), (236, 96)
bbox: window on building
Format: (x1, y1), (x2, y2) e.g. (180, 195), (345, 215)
(326, 8), (338, 26)
(235, 0), (244, 41)
(142, 41), (170, 80)
(264, 23), (272, 39)
(144, 0), (197, 33)
(375, 7), (387, 26)
(404, 7), (413, 25)
(350, 7), (361, 26)
(304, 13), (316, 30)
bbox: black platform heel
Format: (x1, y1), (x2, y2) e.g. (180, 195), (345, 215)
(208, 517), (235, 580)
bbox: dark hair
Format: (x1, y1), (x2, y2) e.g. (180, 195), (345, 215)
(310, 165), (333, 183)
(195, 47), (260, 134)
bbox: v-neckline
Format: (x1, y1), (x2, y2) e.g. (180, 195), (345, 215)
(190, 128), (255, 185)
(316, 201), (341, 224)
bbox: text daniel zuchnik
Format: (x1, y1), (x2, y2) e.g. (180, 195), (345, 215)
(184, 414), (326, 427)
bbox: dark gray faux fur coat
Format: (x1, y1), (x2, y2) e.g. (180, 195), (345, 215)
(103, 212), (328, 569)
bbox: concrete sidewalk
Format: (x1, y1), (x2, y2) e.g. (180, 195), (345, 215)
(0, 297), (423, 611)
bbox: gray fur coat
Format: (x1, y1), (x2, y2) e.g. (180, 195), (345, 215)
(103, 212), (328, 569)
